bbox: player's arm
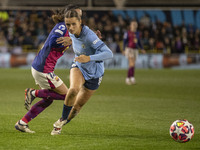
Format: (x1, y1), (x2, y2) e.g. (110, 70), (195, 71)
(49, 34), (64, 48)
(89, 45), (113, 61)
(49, 25), (71, 50)
(123, 32), (128, 51)
(75, 33), (113, 63)
(75, 45), (113, 63)
(137, 32), (146, 54)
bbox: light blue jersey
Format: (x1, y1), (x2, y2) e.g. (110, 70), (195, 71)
(69, 25), (113, 80)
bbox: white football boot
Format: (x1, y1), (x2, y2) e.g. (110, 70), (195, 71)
(51, 118), (67, 135)
(125, 78), (131, 85)
(15, 121), (35, 133)
(130, 77), (136, 85)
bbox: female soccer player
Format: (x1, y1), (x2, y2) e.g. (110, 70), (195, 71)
(15, 6), (82, 133)
(51, 9), (113, 135)
(123, 20), (146, 85)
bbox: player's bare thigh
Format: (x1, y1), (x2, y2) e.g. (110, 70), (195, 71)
(53, 83), (68, 95)
(69, 67), (85, 89)
(64, 67), (85, 106)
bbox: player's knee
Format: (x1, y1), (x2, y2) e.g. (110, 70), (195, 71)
(68, 88), (79, 97)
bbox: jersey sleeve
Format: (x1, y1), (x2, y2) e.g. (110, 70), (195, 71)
(123, 31), (128, 50)
(90, 44), (113, 61)
(87, 32), (105, 50)
(86, 31), (113, 61)
(137, 32), (144, 49)
(49, 24), (67, 49)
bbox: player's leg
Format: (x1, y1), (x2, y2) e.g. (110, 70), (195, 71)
(51, 76), (102, 135)
(126, 55), (134, 85)
(129, 50), (138, 84)
(128, 56), (135, 84)
(51, 67), (85, 135)
(60, 67), (84, 120)
(67, 86), (95, 121)
(25, 68), (68, 110)
(125, 48), (133, 85)
(15, 98), (53, 133)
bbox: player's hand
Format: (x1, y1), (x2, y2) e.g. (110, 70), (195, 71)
(56, 37), (72, 47)
(95, 30), (102, 39)
(75, 55), (90, 63)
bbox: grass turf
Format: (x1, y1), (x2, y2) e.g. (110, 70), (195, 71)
(0, 68), (199, 150)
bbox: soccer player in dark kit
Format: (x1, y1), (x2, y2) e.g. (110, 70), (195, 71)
(123, 20), (146, 85)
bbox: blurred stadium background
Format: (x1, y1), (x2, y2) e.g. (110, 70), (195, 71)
(0, 0), (200, 69)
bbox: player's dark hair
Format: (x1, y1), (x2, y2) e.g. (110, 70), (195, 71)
(64, 4), (80, 14)
(65, 9), (81, 21)
(51, 4), (81, 24)
(51, 9), (65, 24)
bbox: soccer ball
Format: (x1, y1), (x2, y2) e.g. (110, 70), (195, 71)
(170, 119), (194, 143)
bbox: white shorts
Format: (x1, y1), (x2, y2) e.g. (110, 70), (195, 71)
(125, 47), (139, 60)
(31, 67), (63, 89)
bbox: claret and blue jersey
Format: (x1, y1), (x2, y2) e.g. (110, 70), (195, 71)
(32, 22), (70, 73)
(123, 31), (143, 50)
(69, 25), (113, 80)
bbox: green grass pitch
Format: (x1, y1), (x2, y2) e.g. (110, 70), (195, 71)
(0, 68), (199, 150)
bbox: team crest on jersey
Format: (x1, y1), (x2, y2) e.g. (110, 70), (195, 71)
(58, 25), (66, 30)
(82, 44), (85, 49)
(134, 38), (138, 43)
(55, 76), (60, 82)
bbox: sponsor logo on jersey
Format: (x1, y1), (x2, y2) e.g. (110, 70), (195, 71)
(55, 29), (64, 35)
(93, 38), (100, 45)
(58, 25), (66, 30)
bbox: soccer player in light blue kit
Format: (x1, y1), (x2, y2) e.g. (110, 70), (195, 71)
(51, 9), (113, 135)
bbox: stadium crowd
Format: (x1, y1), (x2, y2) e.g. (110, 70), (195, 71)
(0, 10), (200, 54)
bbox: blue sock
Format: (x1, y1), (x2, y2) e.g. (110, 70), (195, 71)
(62, 104), (72, 120)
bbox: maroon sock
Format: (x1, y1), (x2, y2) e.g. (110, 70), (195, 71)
(128, 67), (134, 77)
(127, 67), (131, 78)
(22, 99), (53, 123)
(132, 67), (135, 77)
(35, 89), (65, 100)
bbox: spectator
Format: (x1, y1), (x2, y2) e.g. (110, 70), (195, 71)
(1, 9), (200, 54)
(0, 31), (8, 53)
(174, 36), (184, 53)
(22, 31), (34, 49)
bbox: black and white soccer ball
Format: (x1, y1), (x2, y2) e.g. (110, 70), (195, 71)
(170, 119), (194, 143)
